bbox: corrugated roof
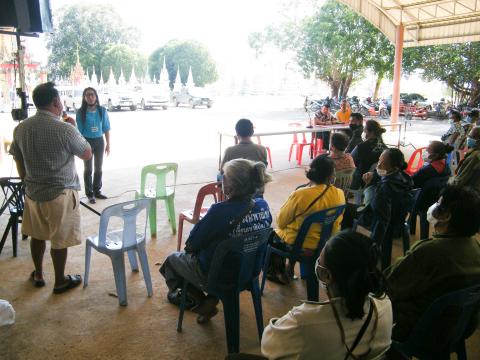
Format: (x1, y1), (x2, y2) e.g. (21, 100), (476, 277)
(338, 0), (480, 47)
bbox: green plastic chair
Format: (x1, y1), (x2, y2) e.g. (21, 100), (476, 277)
(135, 163), (178, 236)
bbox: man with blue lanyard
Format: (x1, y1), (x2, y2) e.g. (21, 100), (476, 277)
(76, 87), (111, 204)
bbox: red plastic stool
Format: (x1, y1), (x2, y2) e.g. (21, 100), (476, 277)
(405, 147), (426, 176)
(288, 123), (311, 165)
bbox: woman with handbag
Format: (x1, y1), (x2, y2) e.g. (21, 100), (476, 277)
(266, 155), (345, 285)
(160, 159), (272, 323)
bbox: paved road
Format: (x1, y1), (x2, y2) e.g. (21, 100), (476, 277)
(0, 95), (450, 180)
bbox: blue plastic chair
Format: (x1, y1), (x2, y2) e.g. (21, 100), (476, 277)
(260, 205), (346, 302)
(176, 227), (272, 354)
(84, 198), (153, 306)
(393, 284), (480, 360)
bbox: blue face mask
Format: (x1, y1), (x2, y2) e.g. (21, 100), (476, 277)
(466, 116), (472, 124)
(467, 137), (477, 149)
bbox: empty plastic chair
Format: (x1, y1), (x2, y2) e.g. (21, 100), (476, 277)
(177, 228), (272, 354)
(334, 168), (355, 195)
(0, 177), (26, 257)
(84, 198), (153, 306)
(405, 147), (426, 176)
(255, 136), (272, 168)
(177, 182), (222, 251)
(261, 205), (345, 302)
(393, 284), (480, 360)
(135, 163), (178, 236)
(288, 123), (312, 166)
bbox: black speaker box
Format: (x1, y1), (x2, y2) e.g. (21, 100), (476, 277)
(0, 0), (53, 33)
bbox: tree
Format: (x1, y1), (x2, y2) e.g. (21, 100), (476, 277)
(46, 4), (141, 80)
(101, 44), (147, 83)
(250, 0), (395, 98)
(403, 43), (480, 105)
(149, 40), (218, 87)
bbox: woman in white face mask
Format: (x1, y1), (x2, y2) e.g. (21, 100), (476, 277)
(359, 148), (414, 269)
(450, 126), (480, 192)
(385, 185), (480, 342)
(413, 141), (453, 189)
(261, 230), (393, 360)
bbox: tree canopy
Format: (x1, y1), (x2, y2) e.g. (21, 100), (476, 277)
(404, 42), (480, 105)
(101, 44), (147, 83)
(46, 4), (141, 81)
(149, 40), (218, 88)
(250, 0), (395, 98)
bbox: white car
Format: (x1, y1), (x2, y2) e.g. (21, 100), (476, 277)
(62, 89), (83, 112)
(134, 85), (169, 110)
(101, 90), (137, 111)
(172, 87), (213, 108)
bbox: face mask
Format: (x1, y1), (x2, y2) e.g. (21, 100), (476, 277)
(467, 137), (477, 149)
(376, 167), (387, 177)
(427, 203), (439, 225)
(349, 124), (360, 131)
(361, 133), (367, 141)
(448, 119), (454, 124)
(466, 116), (472, 123)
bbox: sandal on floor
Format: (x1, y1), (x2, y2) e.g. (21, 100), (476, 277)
(30, 271), (45, 288)
(53, 275), (82, 294)
(196, 307), (218, 324)
(167, 289), (196, 309)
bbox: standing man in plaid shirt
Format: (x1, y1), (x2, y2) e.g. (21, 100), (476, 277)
(9, 82), (92, 294)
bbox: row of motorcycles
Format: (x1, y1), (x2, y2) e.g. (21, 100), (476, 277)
(304, 96), (389, 119)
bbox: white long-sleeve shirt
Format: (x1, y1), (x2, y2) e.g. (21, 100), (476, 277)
(261, 295), (392, 360)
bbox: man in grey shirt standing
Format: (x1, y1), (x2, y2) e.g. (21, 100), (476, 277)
(9, 82), (92, 294)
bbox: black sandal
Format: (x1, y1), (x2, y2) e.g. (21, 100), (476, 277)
(53, 274), (82, 294)
(30, 271), (45, 288)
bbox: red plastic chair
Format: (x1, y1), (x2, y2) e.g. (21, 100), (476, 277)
(288, 123), (312, 165)
(255, 136), (272, 168)
(177, 182), (222, 251)
(406, 147), (426, 176)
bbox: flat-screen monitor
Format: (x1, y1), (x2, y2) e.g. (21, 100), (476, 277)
(0, 0), (53, 33)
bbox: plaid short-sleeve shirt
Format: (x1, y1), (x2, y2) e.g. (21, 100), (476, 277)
(9, 110), (90, 201)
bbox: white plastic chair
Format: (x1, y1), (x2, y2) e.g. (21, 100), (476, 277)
(84, 198), (153, 306)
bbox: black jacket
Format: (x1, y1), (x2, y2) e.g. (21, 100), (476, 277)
(366, 171), (414, 246)
(351, 138), (387, 189)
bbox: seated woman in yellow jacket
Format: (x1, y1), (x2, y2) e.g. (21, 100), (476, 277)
(267, 155), (345, 285)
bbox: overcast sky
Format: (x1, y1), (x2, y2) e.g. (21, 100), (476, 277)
(46, 0), (314, 65)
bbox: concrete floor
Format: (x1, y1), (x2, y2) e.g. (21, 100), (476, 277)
(1, 104), (479, 359)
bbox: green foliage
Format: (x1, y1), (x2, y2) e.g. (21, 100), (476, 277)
(101, 44), (146, 83)
(46, 4), (141, 80)
(249, 0), (396, 97)
(148, 40), (218, 87)
(403, 42), (480, 104)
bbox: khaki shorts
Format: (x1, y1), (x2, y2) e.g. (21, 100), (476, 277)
(22, 189), (82, 249)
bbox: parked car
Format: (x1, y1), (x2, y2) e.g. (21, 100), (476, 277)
(133, 85), (169, 110)
(61, 88), (83, 112)
(100, 89), (137, 111)
(172, 87), (213, 108)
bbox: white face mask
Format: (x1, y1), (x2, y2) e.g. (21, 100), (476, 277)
(376, 167), (387, 177)
(427, 203), (439, 225)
